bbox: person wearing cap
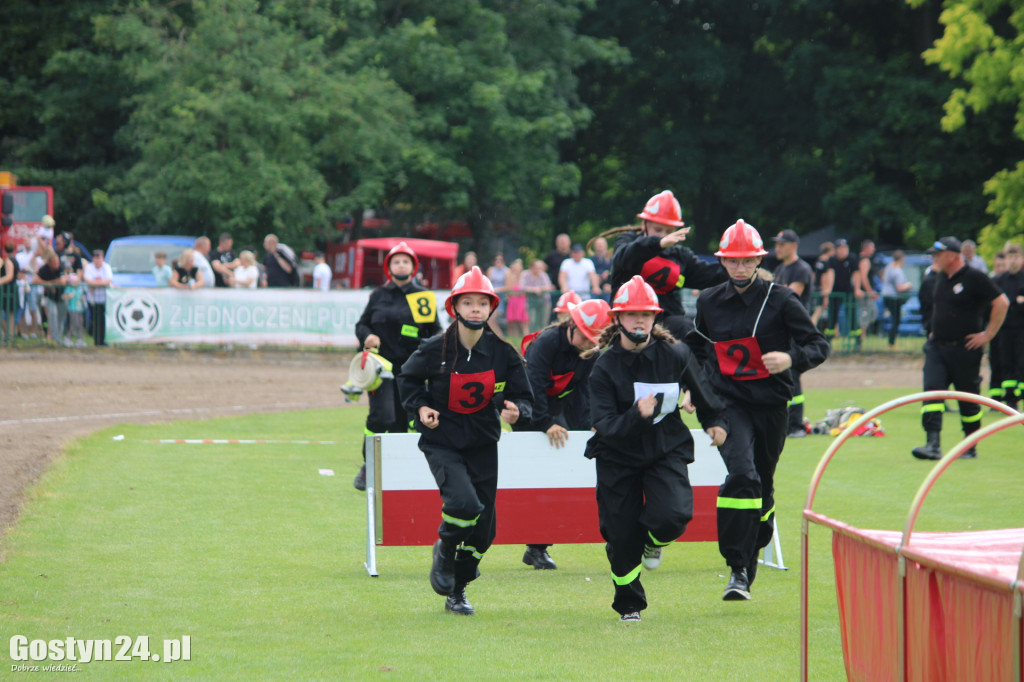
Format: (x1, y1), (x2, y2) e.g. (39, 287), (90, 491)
(911, 237), (1009, 461)
(351, 242), (442, 491)
(558, 243), (601, 301)
(83, 249), (113, 346)
(771, 230), (814, 437)
(397, 266), (534, 616)
(687, 220), (829, 601)
(818, 238), (858, 344)
(584, 275), (727, 622)
(512, 298), (613, 570)
(606, 190), (727, 339)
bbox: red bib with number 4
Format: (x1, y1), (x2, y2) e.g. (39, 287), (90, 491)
(640, 256), (683, 294)
(448, 370), (496, 414)
(713, 337), (769, 380)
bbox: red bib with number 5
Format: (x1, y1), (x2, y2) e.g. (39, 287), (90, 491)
(448, 370), (496, 414)
(713, 337), (769, 380)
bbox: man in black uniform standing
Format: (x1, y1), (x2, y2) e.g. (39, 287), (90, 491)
(992, 244), (1024, 410)
(818, 238), (858, 343)
(911, 237), (1008, 460)
(772, 230), (815, 438)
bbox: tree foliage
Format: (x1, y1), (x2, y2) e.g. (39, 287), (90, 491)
(910, 0), (1024, 255)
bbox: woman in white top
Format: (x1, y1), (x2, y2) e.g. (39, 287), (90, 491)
(232, 250), (260, 289)
(881, 250), (913, 348)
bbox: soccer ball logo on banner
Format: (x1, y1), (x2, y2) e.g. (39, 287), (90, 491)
(114, 294), (161, 338)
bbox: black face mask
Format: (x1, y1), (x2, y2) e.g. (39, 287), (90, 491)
(730, 273), (756, 288)
(456, 313), (487, 331)
(390, 270), (411, 283)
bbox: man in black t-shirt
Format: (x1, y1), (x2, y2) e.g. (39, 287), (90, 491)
(262, 233), (298, 288)
(210, 233), (239, 287)
(819, 238), (857, 342)
(543, 233), (571, 321)
(911, 237), (1009, 461)
(772, 229), (815, 437)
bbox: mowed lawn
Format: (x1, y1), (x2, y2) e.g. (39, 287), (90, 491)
(1, 386), (1021, 680)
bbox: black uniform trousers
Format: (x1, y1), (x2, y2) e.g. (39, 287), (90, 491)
(716, 402), (788, 570)
(993, 328), (1024, 408)
(920, 340), (983, 434)
(360, 379), (410, 461)
(596, 452), (693, 615)
(422, 443), (498, 586)
(988, 332), (1005, 401)
(787, 372), (805, 434)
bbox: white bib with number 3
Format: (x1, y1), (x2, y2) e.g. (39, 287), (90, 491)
(633, 382), (680, 424)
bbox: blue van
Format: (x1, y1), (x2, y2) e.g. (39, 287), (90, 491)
(106, 235), (195, 287)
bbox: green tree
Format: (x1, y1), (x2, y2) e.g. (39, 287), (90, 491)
(909, 0), (1024, 254)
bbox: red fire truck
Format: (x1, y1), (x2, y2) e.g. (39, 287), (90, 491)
(0, 171), (55, 252)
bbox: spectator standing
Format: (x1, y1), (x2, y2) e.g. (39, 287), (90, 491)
(16, 243), (41, 338)
(991, 244), (1024, 410)
(192, 237), (216, 288)
(210, 233), (239, 287)
(38, 214), (55, 246)
(55, 231), (84, 280)
(503, 258), (529, 339)
(169, 248), (203, 289)
(83, 249), (113, 347)
(962, 240), (988, 273)
(312, 252), (332, 291)
(152, 252), (173, 286)
(911, 237), (1008, 461)
(63, 274), (88, 347)
(262, 234), (298, 287)
(687, 220), (829, 601)
(0, 242), (18, 340)
(819, 238), (857, 342)
(590, 236), (613, 300)
(544, 233), (572, 321)
(771, 230), (814, 438)
(558, 243), (600, 301)
(607, 190), (727, 339)
(810, 241), (835, 328)
(396, 266), (533, 616)
(232, 251), (260, 289)
(521, 259), (553, 332)
(881, 251), (913, 348)
(454, 251), (477, 280)
(587, 276), (727, 621)
(486, 253), (509, 335)
(33, 250), (66, 344)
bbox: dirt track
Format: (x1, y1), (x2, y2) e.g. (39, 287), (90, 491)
(0, 346), (924, 546)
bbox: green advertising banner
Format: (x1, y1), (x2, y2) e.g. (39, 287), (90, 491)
(105, 288), (451, 347)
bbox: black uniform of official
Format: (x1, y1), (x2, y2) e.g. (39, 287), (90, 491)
(824, 253), (857, 339)
(687, 278), (829, 576)
(398, 329), (534, 586)
(919, 265), (1003, 438)
(773, 258), (815, 435)
(992, 269), (1024, 408)
(355, 281), (441, 435)
(611, 232), (727, 338)
(587, 336), (727, 616)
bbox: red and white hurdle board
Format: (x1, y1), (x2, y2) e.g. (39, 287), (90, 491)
(362, 430), (786, 576)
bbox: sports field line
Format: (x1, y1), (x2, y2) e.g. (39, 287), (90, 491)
(145, 439), (340, 445)
(0, 401), (322, 427)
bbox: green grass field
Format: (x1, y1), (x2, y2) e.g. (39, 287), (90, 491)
(1, 386), (1020, 680)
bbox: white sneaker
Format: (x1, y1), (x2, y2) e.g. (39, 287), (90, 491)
(75, 339), (87, 348)
(620, 611), (641, 622)
(642, 544), (662, 570)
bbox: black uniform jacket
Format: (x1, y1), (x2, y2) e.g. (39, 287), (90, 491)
(993, 269), (1024, 330)
(587, 337), (728, 467)
(398, 331), (534, 451)
(688, 278), (830, 407)
(931, 265), (1003, 341)
(356, 281), (442, 368)
(611, 232), (727, 318)
(522, 324), (596, 432)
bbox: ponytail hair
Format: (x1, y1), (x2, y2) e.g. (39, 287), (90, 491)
(587, 225), (642, 253)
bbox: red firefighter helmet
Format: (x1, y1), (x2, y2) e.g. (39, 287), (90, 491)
(568, 299), (613, 343)
(714, 219), (768, 258)
(636, 190), (685, 227)
(611, 275), (663, 313)
(445, 266), (500, 317)
(553, 290), (583, 314)
(384, 241), (419, 279)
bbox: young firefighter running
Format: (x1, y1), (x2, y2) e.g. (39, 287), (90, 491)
(397, 266), (534, 616)
(350, 242), (441, 490)
(687, 220), (830, 601)
(513, 298), (613, 570)
(586, 275), (728, 622)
